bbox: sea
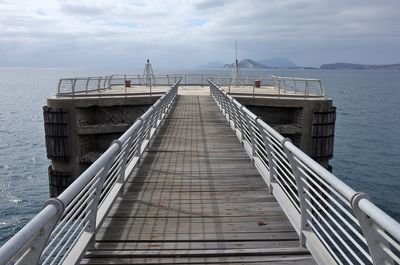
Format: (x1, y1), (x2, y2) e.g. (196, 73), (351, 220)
(0, 67), (399, 246)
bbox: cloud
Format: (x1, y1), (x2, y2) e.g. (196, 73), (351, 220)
(0, 0), (399, 68)
(60, 4), (104, 16)
(194, 0), (227, 10)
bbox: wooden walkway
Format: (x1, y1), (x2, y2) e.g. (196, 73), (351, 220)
(81, 95), (316, 264)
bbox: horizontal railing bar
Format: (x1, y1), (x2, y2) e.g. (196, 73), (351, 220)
(0, 205), (58, 264)
(358, 199), (400, 241)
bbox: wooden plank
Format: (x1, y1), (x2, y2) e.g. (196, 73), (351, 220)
(81, 255), (315, 264)
(101, 216), (291, 225)
(92, 241), (302, 251)
(96, 232), (300, 242)
(84, 247), (311, 257)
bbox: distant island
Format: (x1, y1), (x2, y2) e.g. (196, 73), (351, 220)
(223, 59), (268, 69)
(197, 59), (400, 70)
(196, 57), (298, 69)
(320, 62), (400, 70)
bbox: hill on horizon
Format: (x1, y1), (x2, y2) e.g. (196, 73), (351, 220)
(257, 57), (297, 68)
(320, 62), (400, 70)
(196, 57), (298, 69)
(223, 59), (269, 69)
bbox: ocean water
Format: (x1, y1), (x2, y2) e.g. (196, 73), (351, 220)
(0, 67), (399, 246)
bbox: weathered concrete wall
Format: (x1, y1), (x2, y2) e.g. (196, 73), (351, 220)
(44, 95), (160, 196)
(234, 96), (335, 169)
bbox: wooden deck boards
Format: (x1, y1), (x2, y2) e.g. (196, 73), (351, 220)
(81, 95), (316, 264)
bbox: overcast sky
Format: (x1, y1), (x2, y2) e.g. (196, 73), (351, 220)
(1, 0), (399, 68)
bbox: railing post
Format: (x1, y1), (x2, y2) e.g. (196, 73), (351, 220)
(238, 106), (246, 144)
(85, 78), (90, 93)
(319, 80), (325, 96)
(219, 92), (225, 113)
(229, 99), (237, 129)
(97, 78), (101, 94)
(278, 79), (281, 95)
(103, 76), (108, 89)
(57, 79), (62, 96)
(72, 79), (76, 96)
(113, 140), (126, 194)
(225, 96), (232, 122)
(224, 94), (230, 120)
(282, 138), (310, 245)
(351, 193), (391, 265)
(243, 108), (256, 161)
(108, 75), (113, 89)
(87, 144), (120, 248)
(256, 123), (277, 192)
(305, 81), (308, 95)
(149, 79), (152, 95)
(146, 106), (155, 139)
(229, 99), (236, 128)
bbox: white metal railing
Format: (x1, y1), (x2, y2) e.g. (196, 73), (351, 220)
(209, 80), (400, 265)
(272, 75), (325, 96)
(56, 74), (324, 97)
(0, 79), (180, 265)
(56, 75), (180, 96)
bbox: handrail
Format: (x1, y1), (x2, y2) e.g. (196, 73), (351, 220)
(56, 75), (176, 96)
(272, 75), (325, 96)
(0, 79), (181, 265)
(209, 79), (399, 265)
(57, 74), (324, 97)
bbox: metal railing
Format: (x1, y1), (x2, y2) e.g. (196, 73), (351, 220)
(57, 73), (325, 97)
(56, 75), (180, 96)
(272, 75), (325, 96)
(0, 79), (181, 265)
(209, 80), (400, 265)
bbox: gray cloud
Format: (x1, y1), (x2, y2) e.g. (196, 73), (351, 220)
(60, 4), (104, 16)
(194, 0), (227, 10)
(0, 0), (399, 68)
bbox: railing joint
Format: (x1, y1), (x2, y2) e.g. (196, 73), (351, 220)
(111, 139), (123, 150)
(43, 197), (65, 215)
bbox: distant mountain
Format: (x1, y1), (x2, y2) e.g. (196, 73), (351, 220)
(224, 59), (270, 69)
(320, 62), (400, 70)
(196, 61), (225, 68)
(257, 57), (297, 68)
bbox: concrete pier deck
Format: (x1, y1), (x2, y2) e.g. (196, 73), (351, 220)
(81, 95), (316, 264)
(55, 85), (326, 99)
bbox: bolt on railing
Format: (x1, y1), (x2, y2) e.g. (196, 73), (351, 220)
(0, 79), (181, 265)
(209, 79), (399, 265)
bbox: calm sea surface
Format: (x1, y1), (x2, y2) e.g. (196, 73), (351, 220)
(0, 67), (399, 245)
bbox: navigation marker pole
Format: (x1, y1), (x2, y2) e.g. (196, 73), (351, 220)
(231, 40), (241, 88)
(143, 59), (156, 89)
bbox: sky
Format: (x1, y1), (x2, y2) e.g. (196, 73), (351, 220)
(1, 0), (399, 68)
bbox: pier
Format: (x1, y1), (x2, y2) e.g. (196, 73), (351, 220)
(45, 75), (334, 196)
(0, 76), (399, 265)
